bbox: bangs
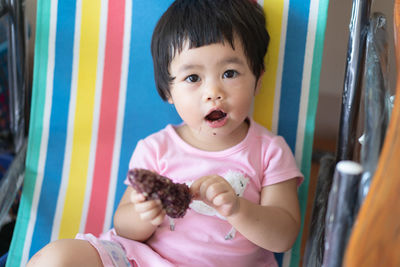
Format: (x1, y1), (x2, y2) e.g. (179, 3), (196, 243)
(165, 1), (236, 58)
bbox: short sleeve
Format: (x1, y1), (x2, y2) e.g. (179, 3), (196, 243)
(262, 136), (304, 187)
(123, 139), (159, 185)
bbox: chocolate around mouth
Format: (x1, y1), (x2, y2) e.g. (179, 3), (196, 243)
(205, 110), (227, 121)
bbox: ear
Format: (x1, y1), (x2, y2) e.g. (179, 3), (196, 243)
(167, 96), (174, 104)
(254, 71), (264, 96)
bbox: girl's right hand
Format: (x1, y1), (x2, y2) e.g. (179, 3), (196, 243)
(130, 190), (166, 226)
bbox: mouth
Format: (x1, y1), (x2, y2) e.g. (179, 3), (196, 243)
(204, 109), (228, 128)
(205, 109), (227, 121)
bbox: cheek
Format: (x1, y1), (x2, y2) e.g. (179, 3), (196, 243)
(173, 98), (202, 121)
(232, 91), (253, 110)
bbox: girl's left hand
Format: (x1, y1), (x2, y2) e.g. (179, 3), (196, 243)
(190, 175), (239, 217)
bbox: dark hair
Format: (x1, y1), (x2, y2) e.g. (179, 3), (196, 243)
(151, 0), (270, 101)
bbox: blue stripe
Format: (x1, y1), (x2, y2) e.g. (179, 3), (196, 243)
(29, 0), (76, 258)
(277, 0), (311, 152)
(113, 0), (181, 216)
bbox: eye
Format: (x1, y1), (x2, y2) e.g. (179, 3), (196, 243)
(223, 70), (238, 79)
(185, 74), (200, 83)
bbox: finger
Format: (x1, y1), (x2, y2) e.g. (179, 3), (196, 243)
(129, 188), (146, 203)
(139, 204), (163, 221)
(190, 176), (211, 197)
(213, 193), (239, 217)
(198, 176), (222, 199)
(134, 199), (162, 213)
(205, 182), (229, 203)
(213, 191), (236, 206)
(130, 190), (146, 203)
(150, 210), (166, 226)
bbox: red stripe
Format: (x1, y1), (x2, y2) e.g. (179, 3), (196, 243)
(85, 0), (126, 235)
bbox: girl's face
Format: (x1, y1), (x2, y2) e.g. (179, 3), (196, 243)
(168, 38), (262, 150)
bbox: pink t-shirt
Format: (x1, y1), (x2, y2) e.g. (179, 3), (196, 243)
(106, 119), (303, 267)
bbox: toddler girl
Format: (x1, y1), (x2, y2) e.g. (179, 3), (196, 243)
(28, 0), (303, 266)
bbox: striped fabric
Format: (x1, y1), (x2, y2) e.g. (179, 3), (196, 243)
(7, 0), (329, 266)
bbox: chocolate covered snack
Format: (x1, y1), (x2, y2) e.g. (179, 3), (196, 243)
(127, 168), (192, 218)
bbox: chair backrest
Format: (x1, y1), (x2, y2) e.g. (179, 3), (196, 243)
(7, 0), (329, 266)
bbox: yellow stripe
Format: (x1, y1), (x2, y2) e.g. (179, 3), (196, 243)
(253, 0), (283, 130)
(59, 0), (101, 239)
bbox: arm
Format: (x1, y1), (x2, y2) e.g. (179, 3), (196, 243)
(228, 178), (300, 252)
(113, 186), (166, 242)
(190, 176), (301, 252)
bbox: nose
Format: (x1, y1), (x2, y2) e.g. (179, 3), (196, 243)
(203, 81), (224, 102)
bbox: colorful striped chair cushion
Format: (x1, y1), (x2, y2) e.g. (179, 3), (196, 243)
(7, 0), (329, 266)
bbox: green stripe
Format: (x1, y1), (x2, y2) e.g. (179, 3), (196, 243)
(7, 0), (51, 266)
(289, 0), (330, 266)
